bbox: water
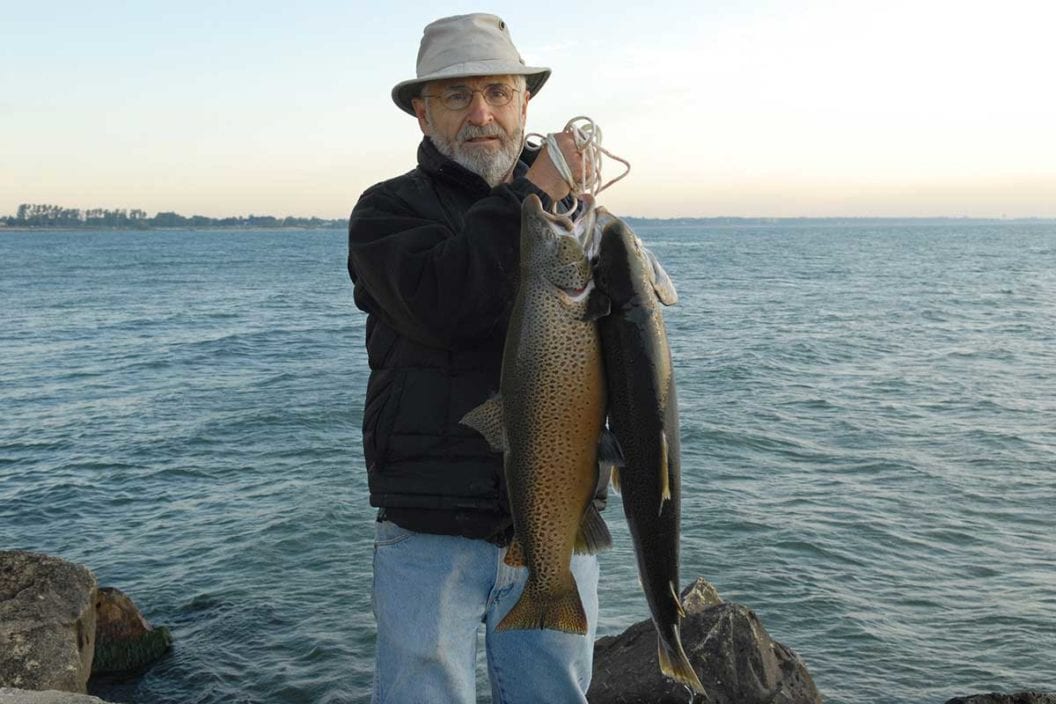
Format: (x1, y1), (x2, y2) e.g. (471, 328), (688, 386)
(1, 222), (1053, 703)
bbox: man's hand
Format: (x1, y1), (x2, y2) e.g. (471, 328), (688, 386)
(524, 130), (595, 202)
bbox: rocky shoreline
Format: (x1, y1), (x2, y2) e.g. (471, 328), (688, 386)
(2, 550), (1052, 703)
(1, 552), (171, 704)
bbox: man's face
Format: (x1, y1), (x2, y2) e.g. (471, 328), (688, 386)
(412, 74), (528, 187)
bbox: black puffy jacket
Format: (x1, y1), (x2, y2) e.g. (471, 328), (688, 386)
(348, 138), (559, 541)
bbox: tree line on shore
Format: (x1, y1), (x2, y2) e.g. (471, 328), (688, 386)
(2, 203), (345, 229)
(7, 203), (1051, 231)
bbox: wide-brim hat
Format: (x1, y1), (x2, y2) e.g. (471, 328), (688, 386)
(392, 13), (551, 116)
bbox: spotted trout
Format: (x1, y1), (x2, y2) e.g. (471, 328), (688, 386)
(587, 212), (707, 694)
(462, 193), (610, 635)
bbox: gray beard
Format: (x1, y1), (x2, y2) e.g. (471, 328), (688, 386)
(429, 120), (523, 187)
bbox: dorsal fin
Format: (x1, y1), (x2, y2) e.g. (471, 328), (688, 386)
(643, 243), (678, 306)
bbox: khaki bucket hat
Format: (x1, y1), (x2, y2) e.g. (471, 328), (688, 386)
(391, 13), (551, 116)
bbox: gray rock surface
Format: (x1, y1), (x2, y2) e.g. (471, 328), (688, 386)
(0, 688), (114, 704)
(0, 552), (98, 693)
(945, 695), (1056, 704)
(589, 577), (822, 704)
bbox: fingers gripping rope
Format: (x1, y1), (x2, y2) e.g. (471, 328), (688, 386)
(525, 116), (631, 217)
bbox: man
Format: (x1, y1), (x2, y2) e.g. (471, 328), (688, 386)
(347, 13), (604, 704)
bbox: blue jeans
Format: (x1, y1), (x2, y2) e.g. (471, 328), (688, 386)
(371, 520), (599, 703)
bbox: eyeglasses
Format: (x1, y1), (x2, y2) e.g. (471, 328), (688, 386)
(421, 84), (519, 111)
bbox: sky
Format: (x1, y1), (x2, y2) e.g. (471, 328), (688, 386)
(2, 0), (1055, 218)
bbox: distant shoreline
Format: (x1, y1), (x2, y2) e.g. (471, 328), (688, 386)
(3, 216), (1055, 232)
(0, 224), (347, 232)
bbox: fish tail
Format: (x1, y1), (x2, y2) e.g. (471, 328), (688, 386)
(657, 627), (707, 695)
(497, 580), (589, 635)
(574, 502), (612, 554)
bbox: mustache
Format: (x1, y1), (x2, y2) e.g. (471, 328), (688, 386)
(458, 123), (509, 142)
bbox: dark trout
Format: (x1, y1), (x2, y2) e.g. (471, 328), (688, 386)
(588, 212), (706, 694)
(462, 193), (610, 635)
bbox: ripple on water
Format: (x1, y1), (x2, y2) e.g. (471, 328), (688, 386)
(5, 224), (1056, 704)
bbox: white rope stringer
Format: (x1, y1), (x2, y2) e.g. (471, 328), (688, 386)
(525, 116), (631, 216)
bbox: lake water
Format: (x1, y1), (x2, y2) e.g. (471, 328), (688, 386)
(1, 222), (1054, 703)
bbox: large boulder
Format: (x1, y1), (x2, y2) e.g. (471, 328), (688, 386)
(0, 552), (97, 693)
(945, 695), (1056, 704)
(589, 577), (822, 704)
(0, 689), (114, 704)
(91, 587), (171, 674)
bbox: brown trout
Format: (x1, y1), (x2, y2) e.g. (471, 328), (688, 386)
(587, 212), (707, 694)
(462, 193), (610, 634)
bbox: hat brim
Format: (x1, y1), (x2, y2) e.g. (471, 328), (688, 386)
(392, 62), (551, 116)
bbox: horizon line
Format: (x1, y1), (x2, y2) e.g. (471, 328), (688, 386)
(4, 204), (1056, 225)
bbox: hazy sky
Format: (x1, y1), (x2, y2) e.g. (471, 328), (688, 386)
(3, 0), (1054, 218)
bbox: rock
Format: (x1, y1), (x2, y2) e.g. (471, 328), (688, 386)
(678, 577), (723, 613)
(589, 578), (822, 704)
(0, 688), (115, 704)
(91, 587), (171, 674)
(0, 552), (97, 694)
(944, 695), (1056, 704)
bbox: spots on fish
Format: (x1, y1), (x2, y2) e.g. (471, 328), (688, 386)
(545, 235), (593, 292)
(502, 228), (605, 609)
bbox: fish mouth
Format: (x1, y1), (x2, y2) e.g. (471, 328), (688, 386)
(524, 193), (574, 233)
(560, 280), (595, 303)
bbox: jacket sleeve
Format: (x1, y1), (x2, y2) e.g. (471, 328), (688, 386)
(347, 174), (552, 349)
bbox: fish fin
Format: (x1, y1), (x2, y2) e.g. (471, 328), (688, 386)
(657, 628), (707, 695)
(584, 287), (611, 321)
(671, 580), (686, 619)
(598, 427), (625, 466)
(497, 580), (588, 634)
(596, 428), (624, 495)
(609, 466), (622, 495)
(574, 503), (612, 554)
(460, 395), (506, 452)
(659, 430), (672, 516)
(503, 537), (526, 567)
(643, 244), (678, 306)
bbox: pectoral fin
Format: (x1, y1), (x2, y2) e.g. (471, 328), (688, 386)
(597, 428), (624, 473)
(643, 244), (678, 306)
(658, 430), (672, 516)
(460, 395), (507, 452)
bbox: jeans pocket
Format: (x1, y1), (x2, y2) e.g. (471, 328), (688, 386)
(373, 520), (416, 547)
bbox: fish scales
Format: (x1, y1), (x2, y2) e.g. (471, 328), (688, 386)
(462, 194), (609, 635)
